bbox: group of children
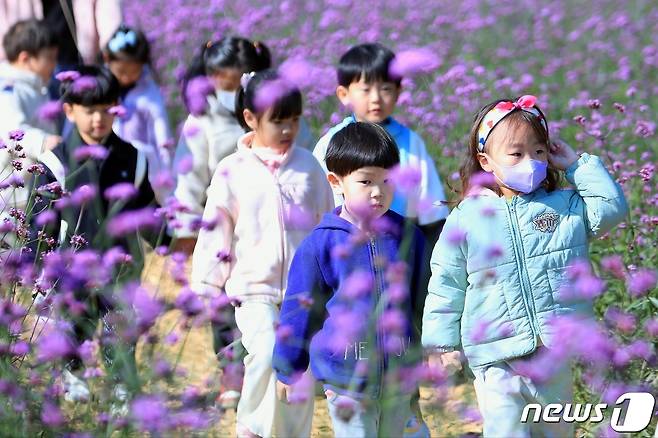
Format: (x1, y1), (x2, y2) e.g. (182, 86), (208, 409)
(0, 17), (628, 438)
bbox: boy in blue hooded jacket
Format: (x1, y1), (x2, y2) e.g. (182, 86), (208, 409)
(273, 122), (426, 437)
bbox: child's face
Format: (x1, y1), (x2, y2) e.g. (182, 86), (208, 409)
(27, 47), (58, 83)
(108, 60), (143, 87)
(64, 103), (116, 144)
(209, 67), (242, 92)
(244, 108), (300, 150)
(329, 166), (394, 222)
(337, 76), (399, 123)
(477, 119), (548, 192)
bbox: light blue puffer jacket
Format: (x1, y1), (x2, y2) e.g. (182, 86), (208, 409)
(421, 153), (628, 368)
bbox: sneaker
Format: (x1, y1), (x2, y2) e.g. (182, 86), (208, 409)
(110, 384), (129, 417)
(216, 389), (240, 410)
(403, 415), (431, 438)
(62, 369), (90, 402)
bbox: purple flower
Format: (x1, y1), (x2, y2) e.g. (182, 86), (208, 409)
(37, 101), (63, 122)
(36, 330), (74, 362)
(279, 57), (316, 89)
(131, 395), (169, 432)
(72, 76), (97, 93)
(182, 121), (201, 138)
(389, 48), (441, 78)
(55, 70), (81, 82)
(124, 284), (164, 330)
(35, 210), (57, 227)
(73, 145), (108, 161)
(71, 184), (97, 206)
(341, 270), (373, 299)
(389, 164), (422, 195)
(254, 77), (294, 112)
(574, 274), (606, 299)
(175, 288), (204, 317)
(645, 318), (658, 338)
(626, 268), (657, 297)
(8, 130), (24, 141)
(107, 207), (162, 237)
(176, 154), (194, 174)
(379, 308), (406, 334)
(104, 183), (138, 201)
(445, 227), (467, 246)
(276, 324), (294, 341)
(185, 76), (214, 116)
(108, 105), (128, 118)
(41, 401), (64, 427)
(600, 255), (625, 279)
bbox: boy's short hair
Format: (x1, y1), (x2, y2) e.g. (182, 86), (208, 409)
(337, 43), (401, 88)
(2, 19), (57, 62)
(60, 65), (120, 106)
(326, 122), (400, 177)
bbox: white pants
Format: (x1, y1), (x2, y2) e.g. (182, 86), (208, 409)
(234, 301), (314, 438)
(325, 388), (412, 438)
(472, 353), (574, 438)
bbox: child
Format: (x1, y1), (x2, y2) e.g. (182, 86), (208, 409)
(103, 25), (173, 195)
(273, 122), (426, 438)
(313, 43), (449, 240)
(55, 65), (159, 402)
(422, 95), (628, 437)
(173, 36), (272, 254)
(191, 69), (333, 438)
(173, 36), (315, 254)
(312, 42), (442, 435)
(0, 19), (61, 209)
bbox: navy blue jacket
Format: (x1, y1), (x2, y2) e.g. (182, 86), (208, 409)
(273, 208), (426, 397)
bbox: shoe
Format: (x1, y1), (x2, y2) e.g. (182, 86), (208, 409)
(110, 384), (129, 417)
(216, 389), (240, 410)
(62, 369), (90, 402)
(403, 414), (431, 438)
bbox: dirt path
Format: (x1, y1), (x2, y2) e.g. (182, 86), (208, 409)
(140, 253), (483, 437)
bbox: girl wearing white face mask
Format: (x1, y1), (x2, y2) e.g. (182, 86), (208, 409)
(422, 95), (628, 437)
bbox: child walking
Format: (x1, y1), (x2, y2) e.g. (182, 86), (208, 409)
(102, 25), (173, 196)
(273, 122), (427, 438)
(422, 95), (628, 437)
(191, 69), (334, 438)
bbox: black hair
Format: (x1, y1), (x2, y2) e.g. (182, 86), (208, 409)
(337, 43), (401, 88)
(326, 122), (400, 176)
(181, 36), (271, 108)
(104, 25), (151, 65)
(2, 19), (57, 62)
(60, 65), (120, 106)
(235, 69), (302, 131)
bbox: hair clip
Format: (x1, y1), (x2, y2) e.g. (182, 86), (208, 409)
(253, 40), (261, 53)
(55, 70), (81, 82)
(108, 30), (137, 53)
(206, 40), (214, 49)
(240, 71), (256, 90)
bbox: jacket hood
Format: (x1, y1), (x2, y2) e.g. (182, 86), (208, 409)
(0, 62), (44, 90)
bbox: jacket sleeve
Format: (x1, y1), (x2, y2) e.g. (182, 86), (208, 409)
(190, 163), (235, 295)
(565, 153), (629, 237)
(313, 132), (344, 207)
(172, 116), (211, 238)
(313, 161), (334, 220)
(411, 133), (450, 225)
(144, 85), (174, 161)
(273, 237), (327, 384)
(421, 210), (467, 350)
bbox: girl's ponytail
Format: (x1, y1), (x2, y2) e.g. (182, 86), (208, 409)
(181, 42), (211, 111)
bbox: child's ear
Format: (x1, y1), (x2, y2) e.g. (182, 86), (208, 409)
(477, 153), (494, 173)
(242, 109), (258, 131)
(327, 172), (343, 195)
(16, 50), (31, 65)
(335, 85), (350, 106)
(62, 103), (75, 122)
(102, 51), (111, 64)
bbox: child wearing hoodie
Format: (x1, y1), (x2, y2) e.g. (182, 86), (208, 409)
(191, 69), (333, 438)
(273, 122), (426, 438)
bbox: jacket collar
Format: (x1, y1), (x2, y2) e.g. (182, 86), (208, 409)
(237, 131), (295, 168)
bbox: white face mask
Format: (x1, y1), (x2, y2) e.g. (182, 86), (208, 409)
(217, 89), (237, 113)
(486, 155), (548, 194)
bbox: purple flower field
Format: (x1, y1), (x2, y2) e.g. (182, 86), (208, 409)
(0, 0), (656, 436)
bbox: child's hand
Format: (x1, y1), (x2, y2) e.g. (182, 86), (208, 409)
(173, 237), (197, 256)
(276, 380), (292, 404)
(427, 350), (463, 375)
(43, 135), (62, 152)
(548, 139), (580, 171)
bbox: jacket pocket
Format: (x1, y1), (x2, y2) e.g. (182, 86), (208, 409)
(546, 267), (570, 304)
(461, 284), (513, 346)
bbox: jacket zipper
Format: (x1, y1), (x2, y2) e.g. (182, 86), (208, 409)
(275, 176), (286, 299)
(369, 237), (385, 398)
(505, 198), (540, 345)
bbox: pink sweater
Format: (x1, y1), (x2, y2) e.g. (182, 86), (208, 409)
(0, 0), (122, 64)
(191, 132), (335, 304)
